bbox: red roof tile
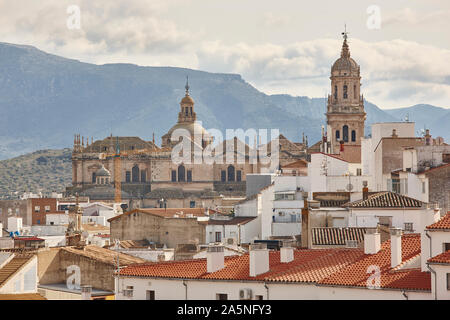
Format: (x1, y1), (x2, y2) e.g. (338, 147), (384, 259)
(428, 251), (450, 264)
(344, 191), (424, 208)
(427, 213), (450, 230)
(118, 234), (431, 291)
(319, 234), (430, 291)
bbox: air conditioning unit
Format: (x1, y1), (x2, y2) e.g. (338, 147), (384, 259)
(239, 288), (253, 300)
(226, 238), (236, 245)
(123, 289), (133, 297)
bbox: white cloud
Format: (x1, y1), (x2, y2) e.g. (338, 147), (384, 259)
(0, 1), (448, 109)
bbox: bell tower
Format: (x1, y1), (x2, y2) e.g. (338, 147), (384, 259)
(326, 28), (366, 154)
(178, 76), (197, 123)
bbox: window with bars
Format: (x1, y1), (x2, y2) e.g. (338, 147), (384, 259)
(404, 223), (413, 232)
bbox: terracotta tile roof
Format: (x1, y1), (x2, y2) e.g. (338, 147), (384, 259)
(207, 217), (256, 226)
(61, 245), (145, 266)
(0, 256), (33, 288)
(426, 213), (450, 230)
(13, 237), (44, 241)
(0, 293), (46, 300)
(319, 234), (431, 291)
(427, 251), (450, 264)
(311, 227), (367, 246)
(344, 191), (424, 208)
(108, 208), (216, 222)
(118, 234), (430, 291)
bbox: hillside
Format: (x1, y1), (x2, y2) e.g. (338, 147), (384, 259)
(0, 149), (72, 199)
(0, 42), (404, 160)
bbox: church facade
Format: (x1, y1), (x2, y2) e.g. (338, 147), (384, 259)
(67, 81), (306, 210)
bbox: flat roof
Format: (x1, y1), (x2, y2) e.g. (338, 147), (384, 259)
(38, 283), (113, 296)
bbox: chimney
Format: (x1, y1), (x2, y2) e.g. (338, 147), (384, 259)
(391, 129), (398, 138)
(280, 246), (294, 263)
(390, 228), (402, 268)
(81, 285), (92, 300)
(207, 245), (224, 273)
(362, 186), (369, 200)
(364, 228), (380, 254)
(249, 243), (269, 277)
(301, 201), (309, 248)
(340, 140), (344, 152)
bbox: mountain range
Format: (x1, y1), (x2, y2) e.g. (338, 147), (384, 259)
(0, 42), (447, 160)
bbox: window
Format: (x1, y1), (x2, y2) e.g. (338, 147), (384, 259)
(125, 171), (131, 183)
(221, 170), (226, 182)
(45, 206), (50, 212)
(141, 170), (146, 183)
(422, 181), (426, 194)
(404, 223), (413, 232)
(447, 274), (450, 291)
(34, 206), (40, 213)
(343, 125), (349, 142)
(92, 173), (96, 183)
(227, 165), (235, 182)
(37, 220), (40, 225)
(216, 293), (228, 300)
(190, 201), (195, 208)
(178, 165), (186, 182)
(236, 170), (242, 182)
(255, 295), (263, 300)
(356, 168), (362, 176)
(334, 85), (337, 100)
(171, 170), (177, 182)
(146, 290), (155, 300)
(132, 165), (140, 182)
(351, 130), (356, 142)
(353, 84), (357, 99)
(343, 85), (348, 99)
(187, 170), (192, 182)
(335, 130), (340, 141)
(215, 232), (222, 243)
(444, 243), (450, 252)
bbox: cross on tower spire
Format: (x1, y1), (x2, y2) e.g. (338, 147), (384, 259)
(185, 75), (190, 95)
(342, 24), (349, 41)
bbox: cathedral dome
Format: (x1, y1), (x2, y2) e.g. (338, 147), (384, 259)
(181, 94), (194, 105)
(331, 38), (359, 73)
(165, 121), (211, 141)
(95, 165), (111, 177)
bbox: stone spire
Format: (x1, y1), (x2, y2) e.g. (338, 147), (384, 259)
(341, 25), (350, 58)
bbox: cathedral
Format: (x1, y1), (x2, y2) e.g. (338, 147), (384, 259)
(67, 80), (306, 210)
(66, 31), (363, 209)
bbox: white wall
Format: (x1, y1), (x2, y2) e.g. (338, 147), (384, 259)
(371, 122), (415, 148)
(46, 214), (69, 226)
(115, 276), (432, 300)
(430, 264), (450, 300)
(272, 222), (301, 237)
(234, 198), (257, 217)
(0, 256), (37, 294)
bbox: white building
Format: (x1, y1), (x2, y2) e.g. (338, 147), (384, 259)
(114, 212), (450, 300)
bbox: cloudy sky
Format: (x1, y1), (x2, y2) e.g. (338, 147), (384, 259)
(0, 0), (449, 109)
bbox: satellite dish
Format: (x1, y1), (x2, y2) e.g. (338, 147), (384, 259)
(346, 183), (354, 191)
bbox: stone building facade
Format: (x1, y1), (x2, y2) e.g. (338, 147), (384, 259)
(326, 33), (366, 154)
(67, 81), (305, 209)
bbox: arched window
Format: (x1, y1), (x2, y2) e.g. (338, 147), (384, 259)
(141, 170), (146, 183)
(92, 172), (96, 183)
(334, 85), (337, 100)
(227, 165), (235, 182)
(185, 107), (188, 116)
(351, 130), (356, 142)
(335, 130), (340, 141)
(343, 85), (348, 99)
(178, 165), (185, 182)
(132, 165), (140, 182)
(343, 125), (349, 142)
(353, 85), (357, 99)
